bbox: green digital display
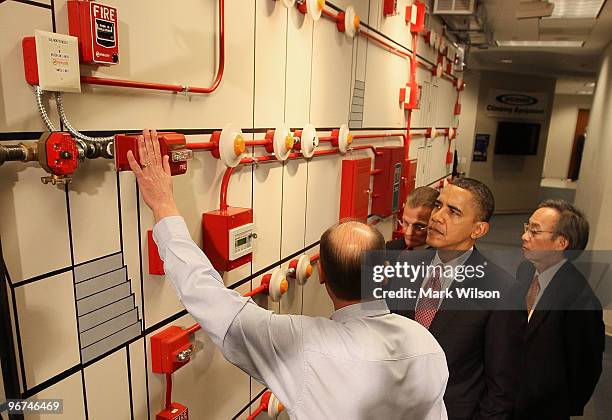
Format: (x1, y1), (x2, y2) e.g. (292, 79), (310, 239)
(236, 237), (247, 246)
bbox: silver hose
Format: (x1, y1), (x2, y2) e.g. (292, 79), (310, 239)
(54, 92), (114, 143)
(34, 86), (114, 158)
(34, 85), (56, 131)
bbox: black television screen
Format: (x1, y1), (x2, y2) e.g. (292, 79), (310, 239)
(494, 122), (540, 155)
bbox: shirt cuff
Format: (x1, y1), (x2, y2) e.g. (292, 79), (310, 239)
(152, 216), (191, 251)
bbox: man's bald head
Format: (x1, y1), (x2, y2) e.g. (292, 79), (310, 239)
(319, 220), (385, 301)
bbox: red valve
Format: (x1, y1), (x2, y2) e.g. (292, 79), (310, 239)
(38, 132), (79, 176)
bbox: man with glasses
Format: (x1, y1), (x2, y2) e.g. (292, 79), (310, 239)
(515, 200), (604, 419)
(387, 186), (439, 251)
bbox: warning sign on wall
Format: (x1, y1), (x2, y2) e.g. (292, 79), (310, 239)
(485, 89), (548, 120)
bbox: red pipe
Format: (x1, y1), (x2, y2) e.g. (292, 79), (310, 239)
(243, 284), (267, 298)
(247, 405), (266, 420)
(371, 169), (382, 175)
(321, 8), (338, 21)
(220, 166), (234, 212)
(352, 133), (403, 140)
(245, 139), (269, 147)
(165, 373), (172, 409)
(186, 323), (201, 335)
(186, 142), (215, 150)
(81, 0), (225, 94)
(359, 30), (412, 61)
(318, 136), (335, 142)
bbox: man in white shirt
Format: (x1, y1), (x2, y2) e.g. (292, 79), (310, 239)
(127, 129), (449, 420)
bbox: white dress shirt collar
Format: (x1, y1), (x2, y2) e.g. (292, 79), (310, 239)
(432, 247), (474, 269)
(331, 299), (390, 323)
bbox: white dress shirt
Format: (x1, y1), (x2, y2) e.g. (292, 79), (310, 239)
(416, 248), (473, 310)
(528, 258), (567, 321)
(154, 217), (449, 420)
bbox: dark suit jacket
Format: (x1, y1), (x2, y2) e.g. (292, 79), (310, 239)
(391, 249), (526, 420)
(386, 238), (407, 251)
(514, 260), (605, 420)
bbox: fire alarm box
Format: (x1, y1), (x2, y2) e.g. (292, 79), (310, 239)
(151, 326), (194, 374)
(383, 0), (398, 16)
(68, 0), (119, 65)
(156, 403), (188, 420)
(399, 82), (419, 110)
(372, 147), (403, 218)
(407, 1), (426, 33)
(340, 158), (372, 223)
(454, 101), (462, 115)
(202, 208), (254, 272)
(114, 132), (193, 176)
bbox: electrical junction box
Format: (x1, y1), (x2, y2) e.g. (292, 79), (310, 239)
(22, 30), (81, 92)
(68, 0), (119, 65)
(202, 208), (254, 272)
(340, 158), (372, 223)
(372, 147), (404, 218)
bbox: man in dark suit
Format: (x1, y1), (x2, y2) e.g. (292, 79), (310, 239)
(516, 200), (605, 419)
(392, 178), (526, 419)
(386, 186), (439, 251)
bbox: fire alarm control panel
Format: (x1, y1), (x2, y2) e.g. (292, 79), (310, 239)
(202, 208), (255, 272)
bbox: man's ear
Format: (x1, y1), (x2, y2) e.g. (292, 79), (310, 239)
(471, 221), (489, 240)
(317, 261), (326, 285)
(554, 235), (569, 251)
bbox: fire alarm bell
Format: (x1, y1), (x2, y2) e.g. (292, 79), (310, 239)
(68, 0), (119, 65)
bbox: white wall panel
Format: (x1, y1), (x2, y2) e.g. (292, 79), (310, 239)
(83, 348), (132, 420)
(255, 1), (288, 127)
(15, 272), (80, 388)
(310, 21), (353, 126)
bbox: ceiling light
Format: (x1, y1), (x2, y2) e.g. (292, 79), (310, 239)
(501, 59), (513, 63)
(496, 40), (584, 47)
(576, 90), (594, 95)
(585, 82), (596, 87)
(548, 0), (606, 19)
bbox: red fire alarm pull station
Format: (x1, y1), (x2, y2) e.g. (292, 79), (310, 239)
(371, 147), (404, 218)
(339, 158), (372, 223)
(68, 0), (119, 65)
(114, 132), (193, 176)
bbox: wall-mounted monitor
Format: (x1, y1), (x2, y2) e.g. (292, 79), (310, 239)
(494, 121), (540, 155)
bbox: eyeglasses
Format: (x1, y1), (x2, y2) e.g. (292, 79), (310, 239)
(523, 223), (557, 237)
(398, 220), (428, 232)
